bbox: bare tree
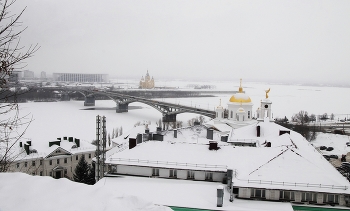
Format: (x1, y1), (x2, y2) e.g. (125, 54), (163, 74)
(0, 0), (39, 172)
(291, 110), (309, 125)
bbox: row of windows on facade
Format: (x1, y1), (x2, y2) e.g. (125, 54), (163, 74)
(30, 169), (68, 177)
(250, 188), (340, 204)
(216, 111), (251, 119)
(151, 169), (213, 181)
(16, 154), (92, 168)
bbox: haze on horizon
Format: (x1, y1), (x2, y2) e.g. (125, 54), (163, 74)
(13, 0), (350, 85)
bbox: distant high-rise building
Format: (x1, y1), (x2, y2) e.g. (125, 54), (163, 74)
(52, 73), (108, 83)
(40, 71), (47, 79)
(7, 71), (22, 84)
(23, 70), (34, 79)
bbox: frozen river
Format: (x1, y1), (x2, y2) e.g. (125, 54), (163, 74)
(15, 81), (350, 145)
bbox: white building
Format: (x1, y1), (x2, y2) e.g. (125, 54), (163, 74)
(103, 80), (350, 209)
(8, 137), (95, 180)
(53, 73), (108, 83)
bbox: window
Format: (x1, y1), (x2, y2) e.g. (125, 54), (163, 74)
(251, 189), (266, 198)
(40, 171), (43, 176)
(32, 161), (35, 166)
(64, 169), (67, 176)
(248, 111), (251, 119)
(327, 194), (339, 204)
(301, 192), (311, 202)
(89, 154), (91, 159)
(16, 163), (19, 168)
(24, 162), (27, 167)
(76, 155), (78, 160)
(169, 169), (177, 178)
(205, 172), (213, 181)
(64, 158), (67, 163)
(40, 160), (43, 165)
(280, 191), (295, 201)
(152, 168), (159, 176)
(230, 111), (233, 118)
(57, 159), (60, 164)
(49, 160), (52, 165)
(216, 112), (218, 118)
(187, 171), (194, 179)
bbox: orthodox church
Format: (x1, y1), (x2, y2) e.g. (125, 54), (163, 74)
(208, 79), (273, 130)
(139, 70), (155, 89)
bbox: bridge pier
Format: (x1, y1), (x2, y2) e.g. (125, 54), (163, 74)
(162, 114), (177, 130)
(60, 93), (70, 101)
(116, 103), (129, 113)
(84, 95), (95, 106)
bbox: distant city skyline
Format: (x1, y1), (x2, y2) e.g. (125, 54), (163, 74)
(13, 0), (350, 85)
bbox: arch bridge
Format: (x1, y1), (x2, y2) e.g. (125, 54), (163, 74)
(42, 87), (216, 125)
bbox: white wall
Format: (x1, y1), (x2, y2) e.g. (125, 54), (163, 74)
(213, 172), (225, 182)
(317, 193), (324, 204)
(117, 165), (152, 176)
(194, 171), (205, 181)
(177, 170), (187, 179)
(238, 188), (251, 198)
(159, 169), (169, 178)
(294, 192), (301, 202)
(265, 190), (279, 200)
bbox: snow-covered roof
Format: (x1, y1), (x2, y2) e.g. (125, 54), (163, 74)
(14, 138), (96, 161)
(106, 121), (350, 194)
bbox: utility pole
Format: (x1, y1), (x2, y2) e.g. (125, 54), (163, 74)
(95, 115), (101, 182)
(101, 116), (107, 180)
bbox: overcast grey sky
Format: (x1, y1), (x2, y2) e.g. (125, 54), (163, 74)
(13, 0), (350, 84)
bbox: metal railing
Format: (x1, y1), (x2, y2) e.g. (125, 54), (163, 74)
(242, 179), (348, 190)
(109, 157), (227, 170)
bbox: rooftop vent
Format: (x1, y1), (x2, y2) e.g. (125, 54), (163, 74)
(209, 141), (219, 150)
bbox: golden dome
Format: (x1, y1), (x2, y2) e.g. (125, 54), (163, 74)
(229, 79), (252, 103)
(229, 93), (252, 103)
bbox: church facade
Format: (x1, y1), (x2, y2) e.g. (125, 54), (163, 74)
(139, 70), (155, 89)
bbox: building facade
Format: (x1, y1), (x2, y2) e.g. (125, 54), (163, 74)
(53, 73), (108, 83)
(9, 137), (95, 180)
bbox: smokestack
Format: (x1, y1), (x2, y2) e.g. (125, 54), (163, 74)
(174, 129), (177, 138)
(257, 126), (261, 137)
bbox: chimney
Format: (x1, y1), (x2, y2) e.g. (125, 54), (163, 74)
(257, 126), (261, 137)
(156, 127), (162, 134)
(74, 138), (80, 147)
(145, 129), (149, 134)
(57, 138), (61, 141)
(27, 141), (31, 146)
(24, 143), (30, 155)
(174, 129), (177, 138)
(69, 137), (74, 142)
(137, 133), (142, 144)
(19, 142), (22, 147)
(209, 141), (218, 150)
(206, 129), (213, 140)
(129, 138), (137, 149)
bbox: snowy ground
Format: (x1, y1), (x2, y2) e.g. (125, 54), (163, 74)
(0, 173), (171, 211)
(0, 172), (294, 211)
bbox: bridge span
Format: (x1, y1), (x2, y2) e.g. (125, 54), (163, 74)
(41, 87), (217, 125)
